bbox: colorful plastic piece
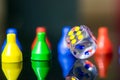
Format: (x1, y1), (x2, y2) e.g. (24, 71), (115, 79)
(2, 62), (23, 80)
(94, 27), (113, 78)
(1, 33), (23, 63)
(95, 27), (113, 54)
(57, 26), (76, 78)
(31, 27), (51, 50)
(66, 25), (97, 59)
(1, 28), (22, 52)
(31, 32), (51, 60)
(31, 61), (50, 80)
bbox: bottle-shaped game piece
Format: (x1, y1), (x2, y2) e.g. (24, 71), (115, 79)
(31, 61), (50, 80)
(96, 27), (113, 54)
(2, 62), (23, 80)
(94, 27), (113, 78)
(1, 33), (23, 63)
(57, 26), (76, 78)
(31, 32), (51, 60)
(1, 28), (22, 52)
(31, 27), (51, 50)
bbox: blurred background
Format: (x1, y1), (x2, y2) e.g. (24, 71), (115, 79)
(0, 0), (120, 80)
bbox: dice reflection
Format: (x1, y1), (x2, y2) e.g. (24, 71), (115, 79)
(66, 60), (97, 80)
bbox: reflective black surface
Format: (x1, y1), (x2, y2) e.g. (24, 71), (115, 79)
(0, 57), (65, 80)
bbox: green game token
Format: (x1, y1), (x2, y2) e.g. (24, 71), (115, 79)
(31, 32), (51, 61)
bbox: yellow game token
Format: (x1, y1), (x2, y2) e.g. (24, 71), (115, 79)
(76, 31), (81, 36)
(71, 77), (76, 80)
(75, 26), (80, 31)
(78, 35), (83, 40)
(68, 31), (73, 36)
(71, 39), (76, 44)
(69, 35), (75, 40)
(2, 34), (23, 63)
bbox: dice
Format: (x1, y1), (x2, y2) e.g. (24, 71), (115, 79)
(66, 25), (97, 59)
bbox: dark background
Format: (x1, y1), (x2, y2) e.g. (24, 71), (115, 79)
(6, 0), (79, 59)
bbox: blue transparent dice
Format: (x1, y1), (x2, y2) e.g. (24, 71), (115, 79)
(66, 25), (97, 59)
